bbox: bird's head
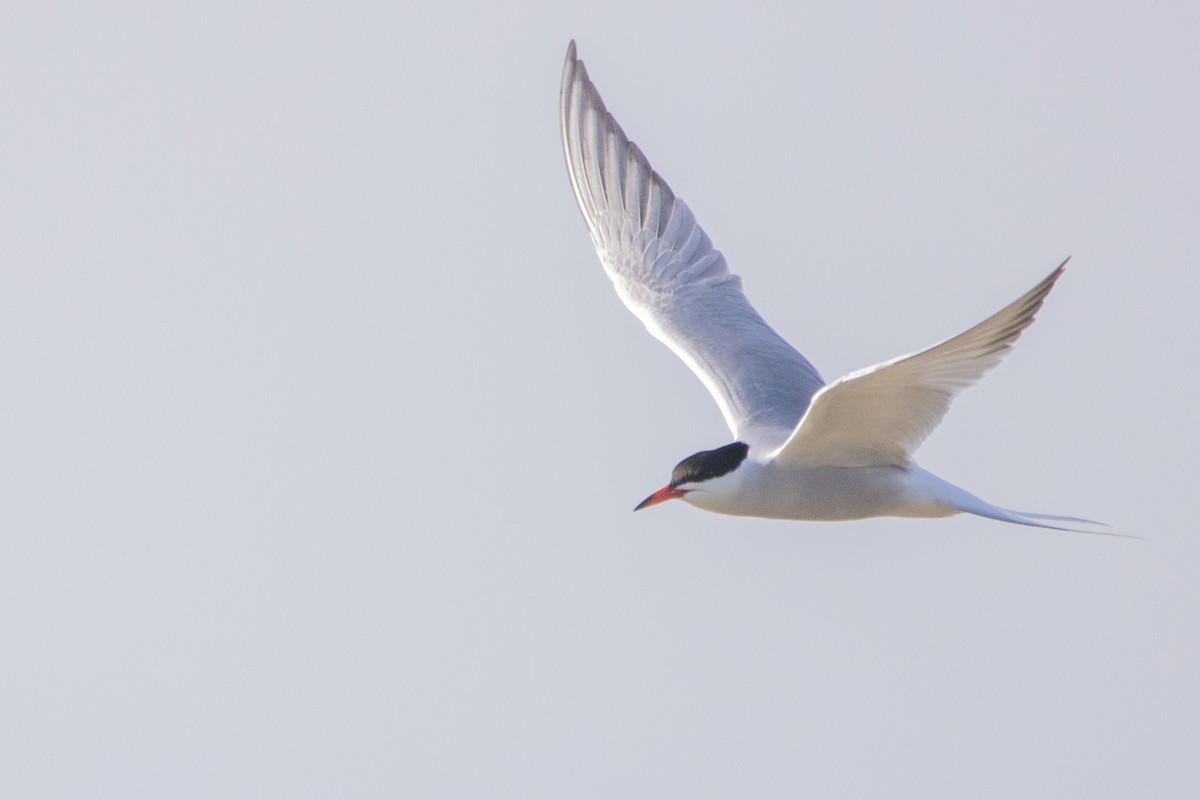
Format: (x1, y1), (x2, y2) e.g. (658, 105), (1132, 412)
(634, 441), (750, 511)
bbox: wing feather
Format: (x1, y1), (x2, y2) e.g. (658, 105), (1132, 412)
(560, 42), (824, 447)
(771, 261), (1068, 467)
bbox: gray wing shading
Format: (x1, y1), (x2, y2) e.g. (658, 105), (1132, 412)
(560, 42), (825, 450)
(771, 261), (1068, 467)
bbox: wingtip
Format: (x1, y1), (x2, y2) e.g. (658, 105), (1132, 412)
(561, 41), (582, 106)
(1036, 256), (1070, 294)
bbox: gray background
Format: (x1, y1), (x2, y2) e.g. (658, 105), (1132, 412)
(3, 2), (1198, 797)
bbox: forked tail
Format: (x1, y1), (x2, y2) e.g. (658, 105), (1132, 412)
(917, 471), (1130, 537)
(955, 502), (1115, 535)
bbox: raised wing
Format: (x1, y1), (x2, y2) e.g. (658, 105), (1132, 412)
(560, 42), (824, 449)
(771, 261), (1068, 468)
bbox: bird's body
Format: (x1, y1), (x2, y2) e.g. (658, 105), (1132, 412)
(560, 42), (1102, 532)
(681, 461), (954, 522)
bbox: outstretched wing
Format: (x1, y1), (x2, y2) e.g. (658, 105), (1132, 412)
(771, 261), (1067, 467)
(560, 42), (824, 449)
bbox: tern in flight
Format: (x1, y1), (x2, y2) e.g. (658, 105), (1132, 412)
(560, 42), (1101, 531)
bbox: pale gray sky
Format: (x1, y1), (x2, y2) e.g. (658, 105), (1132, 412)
(2, 2), (1198, 798)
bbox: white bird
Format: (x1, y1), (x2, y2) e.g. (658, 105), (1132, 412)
(560, 42), (1103, 532)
